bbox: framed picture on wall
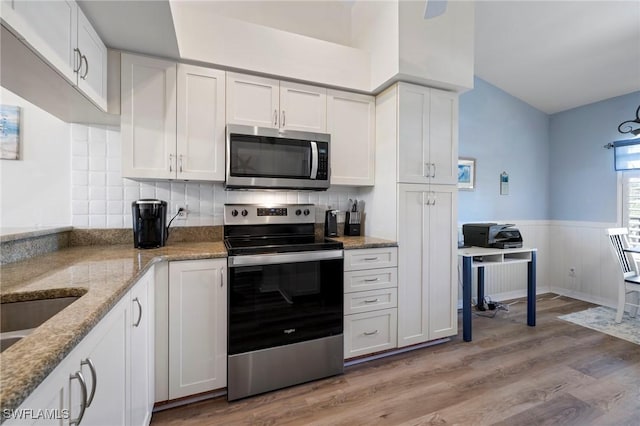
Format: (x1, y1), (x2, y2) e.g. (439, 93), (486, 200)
(458, 158), (475, 190)
(0, 105), (20, 160)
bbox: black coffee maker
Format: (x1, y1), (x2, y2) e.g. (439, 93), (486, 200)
(132, 199), (168, 248)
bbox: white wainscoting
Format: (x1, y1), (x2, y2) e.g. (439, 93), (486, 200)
(457, 220), (621, 309)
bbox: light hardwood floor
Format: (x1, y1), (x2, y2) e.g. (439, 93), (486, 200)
(151, 294), (640, 425)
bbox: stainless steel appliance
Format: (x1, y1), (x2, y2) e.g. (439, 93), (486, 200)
(225, 124), (331, 190)
(131, 199), (167, 248)
(224, 204), (344, 400)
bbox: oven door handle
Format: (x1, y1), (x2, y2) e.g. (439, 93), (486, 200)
(228, 249), (343, 267)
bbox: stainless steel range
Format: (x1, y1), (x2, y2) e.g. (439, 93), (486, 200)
(224, 204), (344, 401)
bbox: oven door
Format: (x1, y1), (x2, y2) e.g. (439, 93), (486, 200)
(225, 125), (330, 190)
(228, 250), (343, 355)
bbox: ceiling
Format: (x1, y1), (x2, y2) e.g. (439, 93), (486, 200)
(78, 0), (640, 115)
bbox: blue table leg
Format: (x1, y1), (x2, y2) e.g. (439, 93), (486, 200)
(463, 256), (472, 341)
(527, 251), (536, 326)
(477, 266), (485, 309)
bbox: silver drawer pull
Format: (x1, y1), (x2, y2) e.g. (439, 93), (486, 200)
(364, 299), (379, 304)
(363, 257), (379, 261)
(364, 278), (379, 282)
(364, 330), (379, 336)
(69, 371), (88, 426)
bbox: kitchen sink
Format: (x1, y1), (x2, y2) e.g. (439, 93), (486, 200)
(0, 296), (80, 352)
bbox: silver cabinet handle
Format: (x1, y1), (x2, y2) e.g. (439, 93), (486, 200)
(81, 55), (89, 80)
(220, 268), (224, 287)
(73, 48), (82, 73)
(363, 257), (378, 261)
(80, 358), (97, 407)
(431, 191), (436, 205)
(169, 154), (174, 172)
(133, 297), (142, 327)
(179, 154), (183, 173)
(364, 330), (379, 336)
(424, 162), (430, 177)
(364, 277), (379, 282)
(364, 299), (379, 304)
(69, 371), (88, 426)
(274, 109), (278, 126)
(281, 110), (286, 127)
(431, 162), (436, 178)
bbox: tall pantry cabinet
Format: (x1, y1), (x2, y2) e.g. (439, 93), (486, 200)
(364, 82), (458, 347)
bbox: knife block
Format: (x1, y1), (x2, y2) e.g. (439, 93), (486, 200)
(344, 212), (361, 236)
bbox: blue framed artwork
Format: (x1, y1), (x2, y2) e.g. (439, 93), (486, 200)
(458, 158), (475, 190)
(0, 105), (20, 160)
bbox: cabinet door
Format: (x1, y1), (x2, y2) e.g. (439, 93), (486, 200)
(279, 81), (326, 132)
(168, 259), (227, 399)
(121, 53), (177, 179)
(76, 7), (108, 111)
(129, 269), (154, 426)
(226, 72), (279, 128)
(79, 298), (128, 426)
(429, 90), (458, 185)
(327, 90), (375, 186)
(177, 64), (226, 181)
(427, 185), (457, 338)
(398, 84), (429, 184)
(397, 185), (429, 347)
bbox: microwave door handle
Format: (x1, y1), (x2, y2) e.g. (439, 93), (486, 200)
(310, 141), (318, 180)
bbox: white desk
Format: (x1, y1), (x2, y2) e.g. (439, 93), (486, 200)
(458, 246), (537, 342)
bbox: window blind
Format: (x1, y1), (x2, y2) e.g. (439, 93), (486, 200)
(614, 139), (640, 171)
(623, 173), (640, 245)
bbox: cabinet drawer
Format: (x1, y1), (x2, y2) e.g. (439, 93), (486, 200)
(344, 308), (397, 359)
(344, 247), (398, 271)
(344, 288), (397, 315)
(344, 267), (397, 293)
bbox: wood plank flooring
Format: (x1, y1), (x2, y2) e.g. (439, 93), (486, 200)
(150, 295), (640, 425)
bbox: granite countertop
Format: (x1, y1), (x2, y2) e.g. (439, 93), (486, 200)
(330, 235), (398, 250)
(0, 241), (227, 414)
(0, 226), (73, 243)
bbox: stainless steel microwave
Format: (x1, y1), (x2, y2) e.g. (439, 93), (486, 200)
(225, 124), (330, 190)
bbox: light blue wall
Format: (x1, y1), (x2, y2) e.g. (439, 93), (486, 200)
(549, 91), (640, 222)
(458, 77), (550, 223)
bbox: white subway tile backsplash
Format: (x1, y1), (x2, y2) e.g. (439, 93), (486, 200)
(72, 200), (89, 215)
(72, 124), (361, 229)
(89, 200), (106, 215)
(72, 156), (89, 171)
(89, 215), (107, 227)
(90, 187), (106, 201)
(89, 157), (106, 172)
(72, 186), (88, 201)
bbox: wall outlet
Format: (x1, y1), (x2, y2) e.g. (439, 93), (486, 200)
(175, 204), (188, 220)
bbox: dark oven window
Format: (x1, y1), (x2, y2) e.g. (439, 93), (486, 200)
(229, 135), (311, 179)
(228, 258), (343, 355)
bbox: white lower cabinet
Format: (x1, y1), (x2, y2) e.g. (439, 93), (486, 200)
(343, 247), (398, 359)
(9, 269), (154, 426)
(168, 259), (227, 399)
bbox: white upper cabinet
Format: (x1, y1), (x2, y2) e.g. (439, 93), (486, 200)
(177, 64), (226, 181)
(279, 81), (327, 132)
(121, 54), (177, 180)
(121, 55), (226, 181)
(2, 0), (108, 110)
(76, 7), (108, 110)
(398, 83), (457, 185)
(227, 72), (327, 132)
(327, 90), (375, 186)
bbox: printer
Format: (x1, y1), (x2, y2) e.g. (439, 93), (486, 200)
(462, 223), (523, 249)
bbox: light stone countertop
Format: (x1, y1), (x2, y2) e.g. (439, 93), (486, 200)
(0, 242), (227, 414)
(330, 235), (398, 250)
(0, 226), (73, 243)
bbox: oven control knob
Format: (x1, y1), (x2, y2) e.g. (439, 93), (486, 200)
(295, 209), (302, 216)
(231, 209), (238, 217)
(303, 209), (310, 216)
(241, 209), (248, 217)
